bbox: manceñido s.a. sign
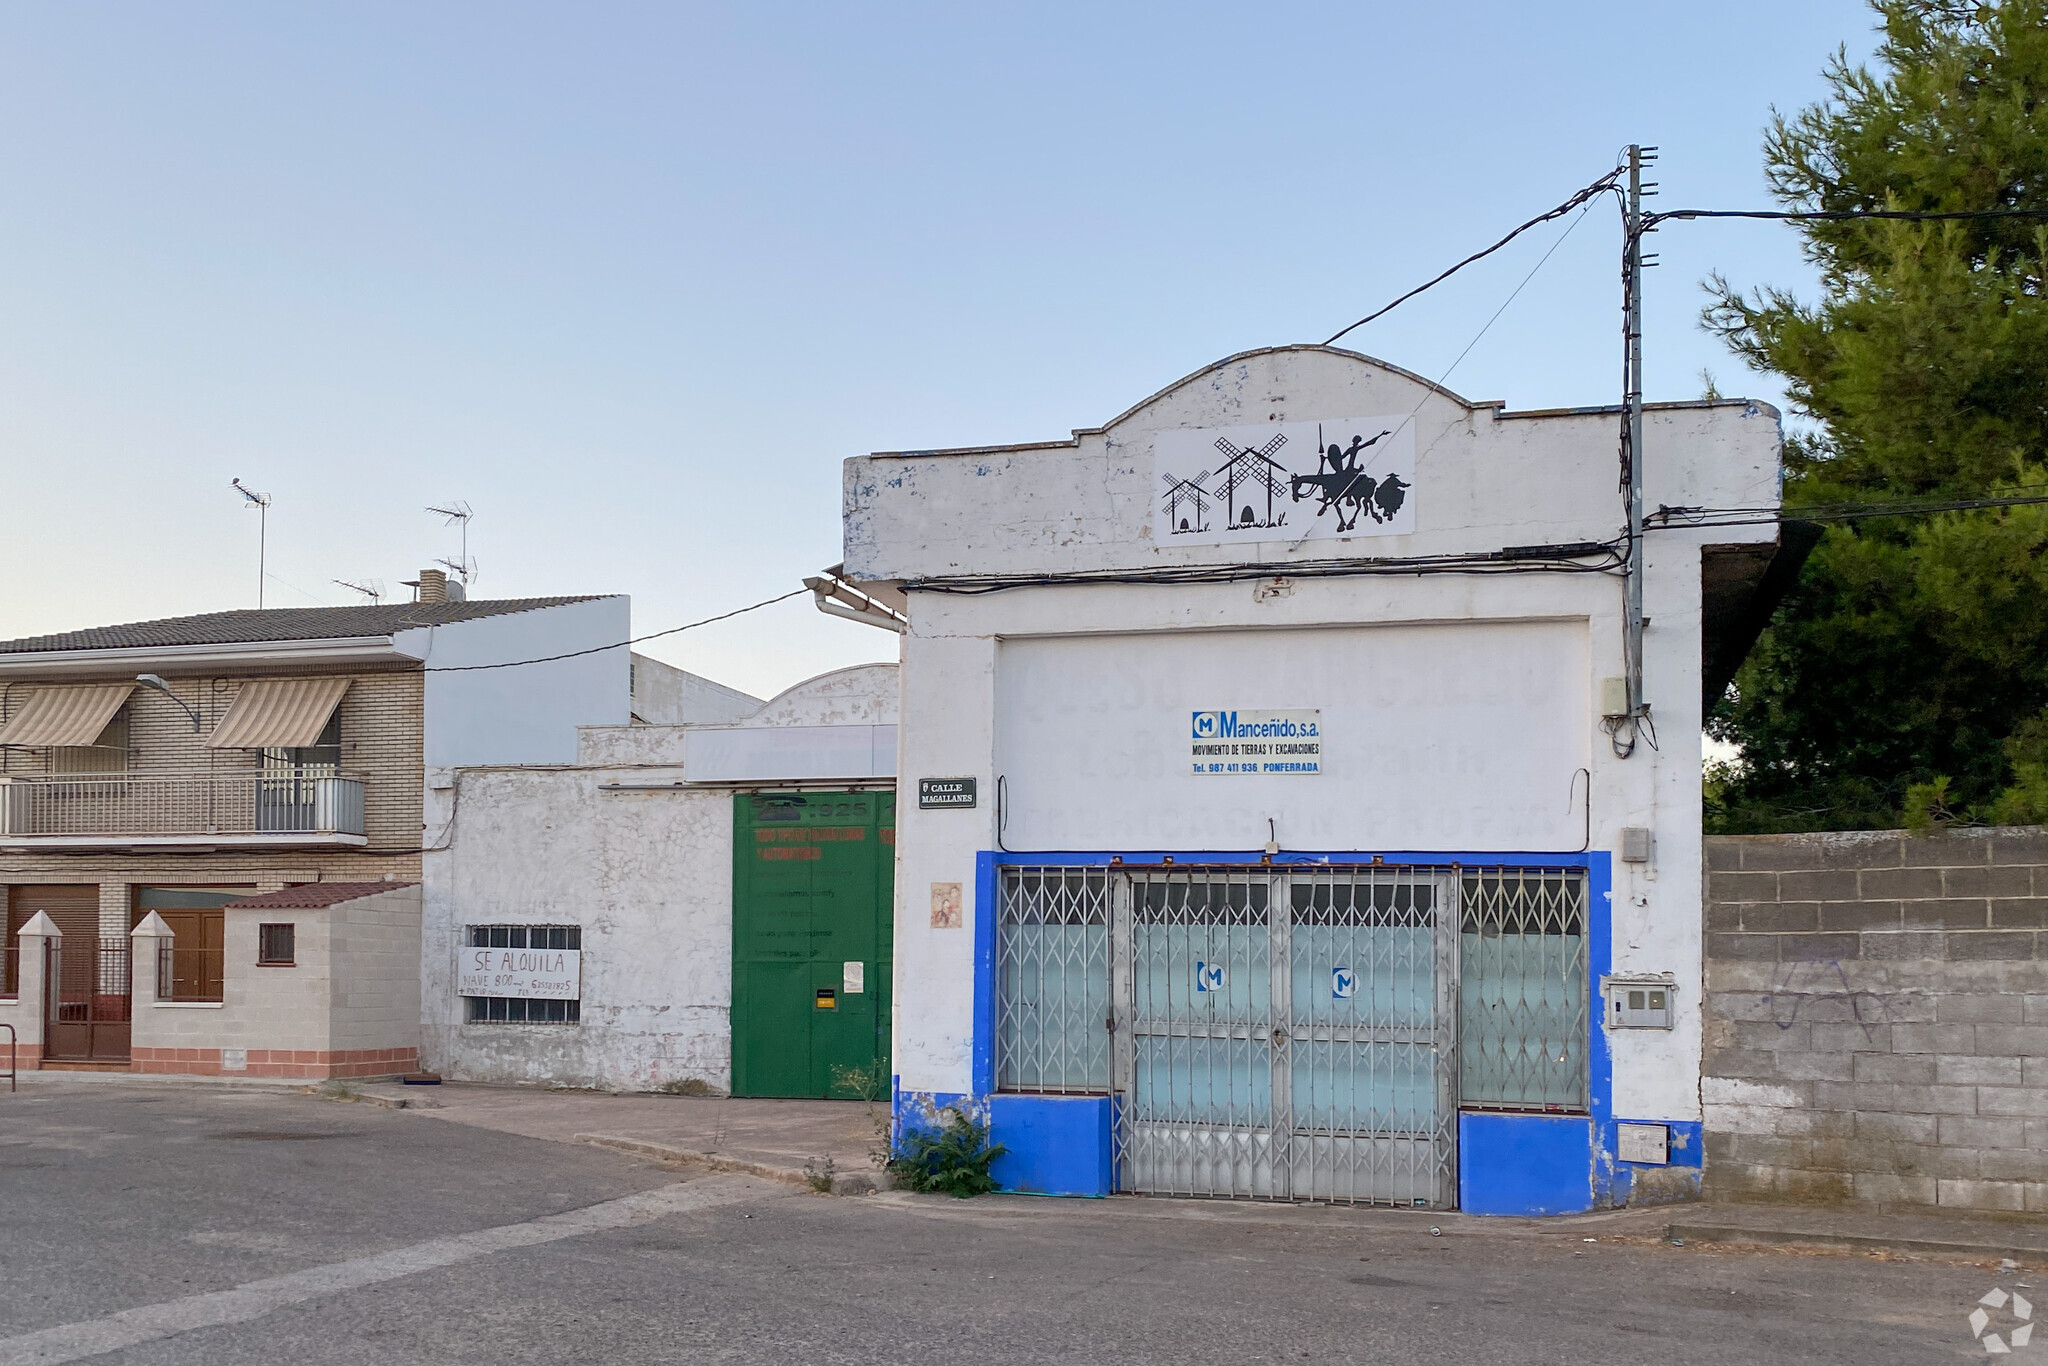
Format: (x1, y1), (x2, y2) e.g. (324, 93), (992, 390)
(1190, 709), (1321, 775)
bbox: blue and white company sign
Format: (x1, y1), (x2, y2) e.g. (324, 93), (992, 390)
(1191, 709), (1322, 776)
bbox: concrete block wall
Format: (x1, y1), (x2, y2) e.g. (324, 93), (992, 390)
(329, 885), (422, 1053)
(1703, 827), (2048, 1212)
(128, 887), (421, 1079)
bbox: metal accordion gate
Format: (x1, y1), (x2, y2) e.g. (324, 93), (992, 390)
(998, 864), (1469, 1208)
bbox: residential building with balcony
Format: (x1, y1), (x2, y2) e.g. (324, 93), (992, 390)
(0, 578), (662, 1077)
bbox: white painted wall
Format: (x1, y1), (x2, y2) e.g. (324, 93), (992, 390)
(421, 762), (734, 1089)
(995, 622), (1589, 852)
(681, 663), (901, 783)
(420, 662), (901, 1089)
(631, 652), (762, 726)
(849, 345), (1781, 1134)
(399, 596), (632, 767)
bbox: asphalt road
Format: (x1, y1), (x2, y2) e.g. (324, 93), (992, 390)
(0, 1081), (2021, 1364)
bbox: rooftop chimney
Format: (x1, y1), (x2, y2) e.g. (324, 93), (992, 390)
(417, 568), (449, 604)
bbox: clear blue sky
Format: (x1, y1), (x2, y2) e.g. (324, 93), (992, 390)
(1, 1), (1875, 698)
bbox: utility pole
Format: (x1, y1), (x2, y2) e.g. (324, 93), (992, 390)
(1623, 144), (1656, 748)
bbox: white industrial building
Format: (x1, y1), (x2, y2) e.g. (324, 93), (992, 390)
(842, 344), (1791, 1212)
(421, 663), (899, 1091)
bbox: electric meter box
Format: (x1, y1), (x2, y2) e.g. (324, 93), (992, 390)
(1604, 976), (1675, 1029)
(1617, 1122), (1671, 1165)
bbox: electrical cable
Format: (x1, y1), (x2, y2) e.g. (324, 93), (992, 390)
(1324, 169), (1624, 346)
(1289, 193), (1603, 554)
(909, 539), (1626, 595)
(421, 587), (807, 672)
(1647, 488), (2048, 530)
(1647, 206), (2048, 228)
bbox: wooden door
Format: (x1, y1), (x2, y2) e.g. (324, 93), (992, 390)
(156, 910), (225, 1003)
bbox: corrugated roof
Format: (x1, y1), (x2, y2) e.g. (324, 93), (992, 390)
(0, 598), (609, 655)
(224, 882), (415, 910)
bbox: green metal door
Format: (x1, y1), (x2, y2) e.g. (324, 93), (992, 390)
(731, 790), (895, 1098)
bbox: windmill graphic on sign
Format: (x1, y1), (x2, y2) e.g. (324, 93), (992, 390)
(1212, 432), (1290, 530)
(1160, 468), (1215, 535)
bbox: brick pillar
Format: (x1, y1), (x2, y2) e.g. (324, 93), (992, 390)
(98, 883), (129, 942)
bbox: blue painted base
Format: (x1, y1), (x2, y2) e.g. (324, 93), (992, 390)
(988, 1094), (1116, 1196)
(1601, 1116), (1705, 1205)
(1459, 1112), (1595, 1215)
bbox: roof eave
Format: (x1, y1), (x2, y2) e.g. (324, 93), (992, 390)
(0, 635), (412, 679)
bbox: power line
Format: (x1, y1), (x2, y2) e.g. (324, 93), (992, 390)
(1647, 205), (2048, 228)
(1324, 169), (1624, 346)
(910, 540), (1625, 595)
(421, 587), (807, 672)
(1289, 196), (1599, 554)
(1648, 488), (2048, 530)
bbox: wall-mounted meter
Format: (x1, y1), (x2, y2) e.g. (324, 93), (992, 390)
(1604, 976), (1675, 1029)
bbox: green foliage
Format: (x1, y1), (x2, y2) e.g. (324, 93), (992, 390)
(888, 1113), (1007, 1198)
(830, 1059), (895, 1169)
(1706, 0), (2048, 831)
(1989, 706), (2048, 821)
(1901, 775), (1959, 830)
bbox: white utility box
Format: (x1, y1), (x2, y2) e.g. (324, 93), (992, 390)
(1618, 1122), (1670, 1165)
(1605, 976), (1675, 1029)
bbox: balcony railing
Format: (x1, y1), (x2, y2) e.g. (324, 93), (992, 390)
(0, 773), (366, 845)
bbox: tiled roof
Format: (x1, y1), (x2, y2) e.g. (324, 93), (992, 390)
(0, 598), (609, 655)
(224, 883), (416, 910)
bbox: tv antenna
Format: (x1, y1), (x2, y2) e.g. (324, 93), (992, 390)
(425, 501), (475, 585)
(231, 479), (273, 608)
(332, 578), (384, 604)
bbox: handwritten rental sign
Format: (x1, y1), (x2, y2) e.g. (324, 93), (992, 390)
(457, 946), (581, 1000)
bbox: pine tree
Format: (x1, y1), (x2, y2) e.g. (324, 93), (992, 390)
(1706, 0), (2048, 831)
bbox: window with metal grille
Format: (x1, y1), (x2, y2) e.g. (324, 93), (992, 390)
(257, 923), (295, 966)
(1458, 868), (1588, 1112)
(468, 995), (580, 1023)
(468, 924), (580, 951)
(995, 867), (1111, 1094)
(464, 924), (582, 1025)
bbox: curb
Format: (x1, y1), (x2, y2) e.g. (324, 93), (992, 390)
(572, 1132), (892, 1196)
(1666, 1221), (2048, 1265)
(312, 1087), (438, 1110)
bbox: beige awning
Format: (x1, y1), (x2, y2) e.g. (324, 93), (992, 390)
(206, 677), (350, 750)
(0, 683), (135, 747)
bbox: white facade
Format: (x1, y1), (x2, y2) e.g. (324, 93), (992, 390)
(404, 596), (633, 768)
(846, 345), (1783, 1207)
(420, 663), (898, 1089)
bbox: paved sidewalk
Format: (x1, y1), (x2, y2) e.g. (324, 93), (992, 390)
(1664, 1201), (2048, 1264)
(344, 1080), (891, 1192)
